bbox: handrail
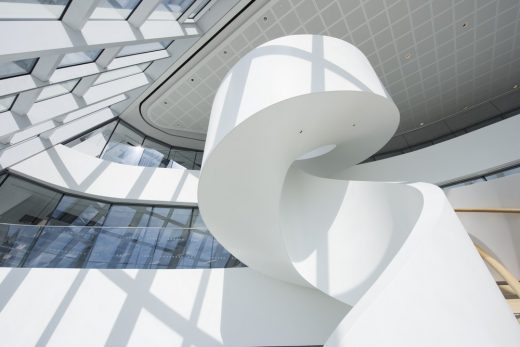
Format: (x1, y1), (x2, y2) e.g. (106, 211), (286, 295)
(0, 222), (208, 231)
(474, 244), (520, 298)
(455, 208), (520, 214)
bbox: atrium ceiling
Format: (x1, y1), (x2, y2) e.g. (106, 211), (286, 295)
(144, 0), (520, 152)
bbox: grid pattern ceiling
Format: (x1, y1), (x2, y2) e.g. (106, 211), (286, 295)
(148, 0), (520, 136)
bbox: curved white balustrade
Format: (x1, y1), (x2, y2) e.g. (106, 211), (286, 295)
(10, 144), (198, 205)
(198, 35), (520, 346)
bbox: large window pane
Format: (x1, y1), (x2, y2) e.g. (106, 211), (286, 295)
(0, 176), (62, 225)
(90, 0), (141, 20)
(58, 49), (103, 68)
(23, 225), (98, 268)
(36, 79), (79, 102)
(0, 58), (38, 79)
(149, 0), (195, 20)
(117, 40), (172, 58)
(101, 123), (144, 165)
(0, 94), (17, 112)
(168, 149), (196, 169)
(139, 138), (170, 167)
(66, 121), (117, 157)
(86, 205), (151, 268)
(0, 0), (69, 20)
(22, 195), (111, 268)
(0, 224), (41, 267)
(149, 207), (192, 268)
(47, 195), (110, 226)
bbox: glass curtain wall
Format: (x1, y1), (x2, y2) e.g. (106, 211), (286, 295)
(66, 119), (203, 169)
(0, 175), (243, 269)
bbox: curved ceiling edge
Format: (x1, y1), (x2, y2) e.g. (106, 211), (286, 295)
(138, 0), (259, 142)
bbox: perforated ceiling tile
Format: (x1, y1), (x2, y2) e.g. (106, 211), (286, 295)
(147, 0), (520, 139)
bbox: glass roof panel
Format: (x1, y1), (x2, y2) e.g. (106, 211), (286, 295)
(58, 49), (103, 68)
(0, 58), (38, 79)
(117, 40), (172, 58)
(0, 94), (17, 113)
(90, 0), (142, 20)
(148, 0), (195, 20)
(36, 79), (80, 102)
(0, 0), (70, 20)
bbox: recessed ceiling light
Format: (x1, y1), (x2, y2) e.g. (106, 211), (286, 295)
(404, 52), (412, 60)
(263, 16), (268, 21)
(514, 84), (518, 89)
(223, 50), (227, 54)
(163, 101), (168, 105)
(462, 22), (469, 28)
(190, 78), (195, 82)
(419, 122), (424, 126)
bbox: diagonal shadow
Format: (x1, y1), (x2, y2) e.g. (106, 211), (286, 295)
(0, 268), (30, 312)
(100, 269), (220, 346)
(35, 270), (88, 347)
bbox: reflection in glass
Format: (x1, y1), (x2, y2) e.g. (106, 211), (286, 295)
(0, 58), (38, 79)
(58, 49), (103, 68)
(0, 174), (244, 269)
(149, 0), (195, 20)
(0, 0), (70, 20)
(0, 224), (40, 267)
(0, 176), (62, 225)
(0, 94), (17, 112)
(117, 40), (173, 58)
(36, 79), (79, 102)
(139, 138), (170, 167)
(66, 121), (117, 157)
(90, 0), (141, 20)
(101, 123), (144, 165)
(168, 149), (196, 169)
(47, 195), (110, 226)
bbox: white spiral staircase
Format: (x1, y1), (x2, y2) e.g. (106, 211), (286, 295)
(197, 35), (520, 346)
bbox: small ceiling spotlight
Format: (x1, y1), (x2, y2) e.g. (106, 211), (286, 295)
(462, 22), (469, 28)
(514, 84), (518, 89)
(419, 122), (424, 126)
(263, 16), (268, 21)
(223, 50), (228, 54)
(404, 52), (412, 60)
(190, 78), (195, 82)
(163, 101), (168, 105)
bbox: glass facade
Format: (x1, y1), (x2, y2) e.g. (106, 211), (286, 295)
(66, 119), (203, 170)
(0, 174), (243, 269)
